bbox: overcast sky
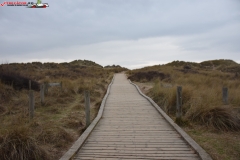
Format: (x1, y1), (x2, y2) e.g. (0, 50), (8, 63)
(0, 0), (239, 69)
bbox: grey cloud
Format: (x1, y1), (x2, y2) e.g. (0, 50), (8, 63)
(0, 0), (239, 67)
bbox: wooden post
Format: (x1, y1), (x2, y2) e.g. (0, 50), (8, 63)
(84, 91), (90, 127)
(60, 81), (62, 91)
(44, 82), (48, 95)
(176, 86), (182, 118)
(222, 87), (228, 105)
(29, 90), (34, 119)
(29, 80), (31, 90)
(40, 84), (44, 105)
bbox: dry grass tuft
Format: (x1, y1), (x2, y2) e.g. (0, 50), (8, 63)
(0, 105), (6, 114)
(66, 120), (83, 129)
(37, 126), (73, 148)
(72, 103), (84, 110)
(0, 81), (16, 102)
(186, 106), (240, 131)
(128, 71), (169, 82)
(0, 126), (48, 160)
(148, 81), (176, 114)
(46, 107), (61, 114)
(0, 71), (40, 91)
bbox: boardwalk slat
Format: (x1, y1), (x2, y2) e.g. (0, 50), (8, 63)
(75, 158), (199, 160)
(75, 152), (199, 157)
(83, 144), (193, 148)
(80, 147), (193, 150)
(79, 150), (196, 154)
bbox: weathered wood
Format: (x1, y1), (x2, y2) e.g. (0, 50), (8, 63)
(29, 80), (31, 90)
(222, 87), (228, 104)
(84, 91), (90, 127)
(75, 157), (199, 160)
(176, 86), (182, 118)
(48, 82), (61, 87)
(40, 84), (44, 105)
(44, 82), (48, 95)
(83, 144), (191, 148)
(80, 146), (192, 150)
(79, 150), (196, 154)
(29, 90), (34, 119)
(60, 81), (62, 90)
(76, 152), (198, 157)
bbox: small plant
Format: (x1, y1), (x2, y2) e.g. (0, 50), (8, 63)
(0, 71), (40, 91)
(0, 126), (48, 160)
(186, 106), (240, 131)
(128, 71), (169, 82)
(175, 117), (189, 126)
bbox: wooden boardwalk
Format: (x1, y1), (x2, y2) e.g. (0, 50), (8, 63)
(61, 73), (211, 160)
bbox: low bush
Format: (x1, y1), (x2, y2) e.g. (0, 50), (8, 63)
(37, 126), (73, 148)
(128, 71), (169, 82)
(186, 106), (240, 131)
(0, 72), (39, 91)
(0, 127), (48, 160)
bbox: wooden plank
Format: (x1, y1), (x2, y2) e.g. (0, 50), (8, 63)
(98, 120), (168, 123)
(86, 139), (183, 142)
(88, 135), (181, 138)
(80, 147), (193, 151)
(84, 91), (90, 127)
(83, 144), (192, 148)
(85, 140), (185, 144)
(48, 82), (61, 86)
(96, 124), (171, 127)
(75, 158), (199, 160)
(89, 133), (180, 135)
(87, 136), (183, 139)
(95, 124), (171, 127)
(92, 129), (174, 131)
(85, 140), (184, 144)
(89, 134), (180, 137)
(94, 127), (174, 130)
(77, 152), (198, 157)
(79, 150), (196, 154)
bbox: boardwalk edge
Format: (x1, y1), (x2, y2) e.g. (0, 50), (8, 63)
(129, 79), (212, 160)
(59, 75), (115, 160)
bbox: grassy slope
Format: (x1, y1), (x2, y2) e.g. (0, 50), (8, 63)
(127, 59), (240, 160)
(0, 60), (127, 160)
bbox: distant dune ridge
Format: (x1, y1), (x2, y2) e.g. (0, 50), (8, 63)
(0, 59), (128, 91)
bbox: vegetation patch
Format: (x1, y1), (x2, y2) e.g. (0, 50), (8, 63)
(127, 59), (240, 159)
(128, 71), (170, 82)
(0, 59), (127, 159)
(0, 126), (48, 160)
(186, 106), (240, 131)
(0, 71), (39, 91)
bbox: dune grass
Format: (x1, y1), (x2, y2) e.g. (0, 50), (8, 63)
(0, 60), (127, 159)
(128, 59), (240, 159)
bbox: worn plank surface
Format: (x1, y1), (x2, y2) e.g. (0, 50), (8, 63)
(73, 73), (206, 160)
